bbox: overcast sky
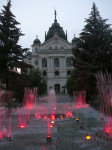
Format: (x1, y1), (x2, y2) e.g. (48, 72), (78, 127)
(0, 0), (112, 51)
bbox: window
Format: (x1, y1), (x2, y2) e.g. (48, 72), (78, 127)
(66, 58), (71, 67)
(43, 71), (47, 76)
(54, 58), (59, 67)
(42, 58), (47, 67)
(55, 71), (59, 76)
(35, 61), (38, 65)
(67, 71), (71, 75)
(35, 48), (38, 53)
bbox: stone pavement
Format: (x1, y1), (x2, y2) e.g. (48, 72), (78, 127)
(0, 104), (112, 150)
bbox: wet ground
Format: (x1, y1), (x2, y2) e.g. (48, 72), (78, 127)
(0, 101), (112, 150)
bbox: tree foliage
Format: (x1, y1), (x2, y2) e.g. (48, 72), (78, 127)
(0, 0), (32, 90)
(66, 69), (78, 95)
(23, 69), (47, 96)
(72, 2), (112, 98)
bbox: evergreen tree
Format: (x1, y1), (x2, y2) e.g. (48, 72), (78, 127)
(28, 69), (47, 95)
(72, 2), (112, 98)
(0, 0), (32, 90)
(66, 69), (78, 95)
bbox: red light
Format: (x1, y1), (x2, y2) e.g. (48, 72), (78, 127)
(35, 113), (41, 119)
(0, 132), (2, 139)
(9, 134), (11, 138)
(77, 106), (80, 109)
(105, 129), (110, 133)
(20, 125), (25, 128)
(26, 105), (33, 110)
(47, 135), (51, 138)
(66, 112), (72, 118)
(44, 116), (47, 120)
(105, 125), (112, 134)
(51, 115), (55, 120)
(50, 125), (53, 128)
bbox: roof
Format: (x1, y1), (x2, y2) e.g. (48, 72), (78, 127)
(33, 38), (41, 45)
(45, 13), (67, 41)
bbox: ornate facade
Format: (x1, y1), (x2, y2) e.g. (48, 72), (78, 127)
(24, 11), (76, 94)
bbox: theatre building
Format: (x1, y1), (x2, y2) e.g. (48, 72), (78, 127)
(24, 11), (76, 94)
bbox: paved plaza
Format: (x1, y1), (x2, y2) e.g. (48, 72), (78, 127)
(0, 95), (112, 150)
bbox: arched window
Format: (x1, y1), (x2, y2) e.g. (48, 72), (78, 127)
(67, 71), (71, 75)
(43, 71), (47, 76)
(55, 71), (59, 76)
(54, 58), (59, 67)
(42, 58), (47, 67)
(35, 48), (38, 53)
(66, 58), (71, 67)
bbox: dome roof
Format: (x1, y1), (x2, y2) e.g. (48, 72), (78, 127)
(45, 19), (67, 41)
(51, 20), (60, 27)
(72, 37), (77, 44)
(33, 37), (41, 45)
(72, 35), (80, 45)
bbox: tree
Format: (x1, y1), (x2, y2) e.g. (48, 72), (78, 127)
(72, 2), (112, 99)
(0, 0), (32, 90)
(23, 69), (47, 96)
(1, 91), (13, 112)
(66, 69), (78, 95)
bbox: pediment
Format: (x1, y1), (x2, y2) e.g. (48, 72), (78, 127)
(41, 36), (71, 50)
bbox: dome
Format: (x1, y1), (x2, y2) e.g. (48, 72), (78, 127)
(45, 19), (67, 41)
(33, 37), (41, 45)
(72, 36), (80, 45)
(72, 37), (77, 44)
(51, 20), (60, 27)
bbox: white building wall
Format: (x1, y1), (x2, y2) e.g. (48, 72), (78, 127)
(31, 35), (73, 94)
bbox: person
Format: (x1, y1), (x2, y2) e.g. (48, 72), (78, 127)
(62, 87), (65, 94)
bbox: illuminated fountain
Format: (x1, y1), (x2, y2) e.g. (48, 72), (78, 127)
(0, 84), (103, 149)
(73, 91), (88, 122)
(46, 118), (51, 142)
(96, 71), (112, 139)
(48, 88), (56, 115)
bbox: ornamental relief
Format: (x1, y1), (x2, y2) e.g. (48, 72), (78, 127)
(44, 40), (69, 50)
(45, 45), (68, 51)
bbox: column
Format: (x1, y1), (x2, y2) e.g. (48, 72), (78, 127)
(39, 57), (42, 70)
(48, 57), (50, 72)
(61, 56), (63, 71)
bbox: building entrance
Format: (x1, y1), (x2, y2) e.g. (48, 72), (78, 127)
(54, 84), (60, 94)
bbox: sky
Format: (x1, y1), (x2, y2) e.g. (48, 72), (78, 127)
(0, 0), (112, 51)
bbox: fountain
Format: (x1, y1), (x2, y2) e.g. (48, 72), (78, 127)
(0, 79), (112, 149)
(48, 88), (56, 115)
(96, 71), (112, 138)
(46, 118), (51, 142)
